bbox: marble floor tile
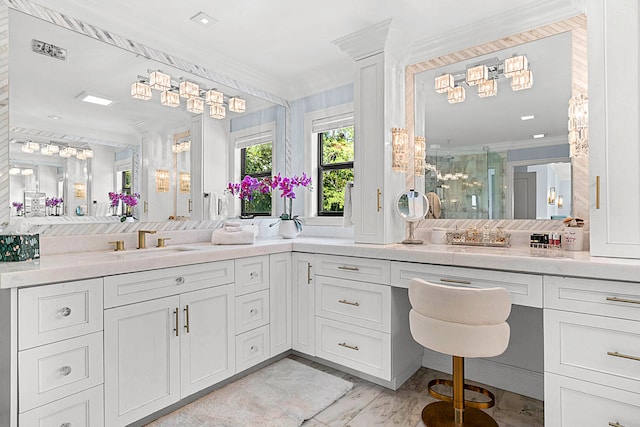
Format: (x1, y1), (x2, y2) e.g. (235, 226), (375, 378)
(301, 419), (330, 427)
(345, 388), (435, 427)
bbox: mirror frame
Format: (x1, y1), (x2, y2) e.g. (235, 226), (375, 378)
(0, 0), (288, 232)
(405, 15), (588, 225)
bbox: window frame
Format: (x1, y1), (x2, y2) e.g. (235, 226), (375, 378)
(316, 127), (354, 217)
(239, 142), (273, 217)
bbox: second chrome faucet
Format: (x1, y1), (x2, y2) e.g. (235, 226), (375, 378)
(137, 230), (157, 249)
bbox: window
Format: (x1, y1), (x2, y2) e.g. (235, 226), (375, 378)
(240, 141), (272, 216)
(317, 126), (354, 216)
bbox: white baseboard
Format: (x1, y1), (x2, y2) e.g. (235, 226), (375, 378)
(422, 348), (544, 401)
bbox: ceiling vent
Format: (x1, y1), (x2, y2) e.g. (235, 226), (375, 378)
(31, 39), (67, 61)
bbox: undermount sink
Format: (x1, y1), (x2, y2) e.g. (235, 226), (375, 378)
(110, 246), (199, 259)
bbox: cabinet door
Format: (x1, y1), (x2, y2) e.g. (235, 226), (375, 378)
(589, 0), (640, 258)
(292, 253), (315, 356)
(270, 252), (292, 355)
(180, 285), (235, 397)
(104, 296), (180, 427)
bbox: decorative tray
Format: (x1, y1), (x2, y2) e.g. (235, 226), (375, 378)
(446, 229), (510, 248)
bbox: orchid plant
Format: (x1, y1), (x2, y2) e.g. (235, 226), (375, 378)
(109, 192), (140, 221)
(227, 173), (312, 229)
(12, 201), (23, 215)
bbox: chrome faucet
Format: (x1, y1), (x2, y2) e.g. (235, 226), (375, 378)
(137, 230), (157, 249)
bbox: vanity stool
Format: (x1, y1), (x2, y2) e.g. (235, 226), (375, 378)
(408, 278), (511, 426)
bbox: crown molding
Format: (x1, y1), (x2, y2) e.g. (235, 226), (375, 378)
(409, 0), (586, 64)
(333, 19), (392, 61)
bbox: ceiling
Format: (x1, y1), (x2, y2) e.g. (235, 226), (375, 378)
(37, 0), (585, 100)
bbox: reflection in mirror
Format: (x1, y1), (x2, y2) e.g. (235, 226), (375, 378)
(8, 6), (284, 227)
(396, 190), (429, 244)
(412, 21), (586, 221)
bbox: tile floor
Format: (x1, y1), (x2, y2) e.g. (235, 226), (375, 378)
(291, 355), (544, 427)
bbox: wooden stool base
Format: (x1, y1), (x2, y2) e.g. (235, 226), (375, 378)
(422, 401), (498, 427)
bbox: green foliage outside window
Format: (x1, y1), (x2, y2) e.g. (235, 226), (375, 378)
(319, 127), (354, 214)
(242, 142), (272, 215)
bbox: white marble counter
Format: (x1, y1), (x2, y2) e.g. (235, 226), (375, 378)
(1, 237), (639, 289)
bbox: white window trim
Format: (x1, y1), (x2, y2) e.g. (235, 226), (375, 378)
(229, 122), (277, 217)
(303, 103), (354, 226)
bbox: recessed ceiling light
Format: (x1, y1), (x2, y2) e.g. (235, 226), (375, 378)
(76, 91), (115, 106)
(533, 133), (546, 139)
(48, 115), (62, 120)
(520, 115), (535, 121)
(190, 12), (217, 26)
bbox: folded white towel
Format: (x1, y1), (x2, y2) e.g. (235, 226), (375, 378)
(225, 220), (242, 227)
(224, 225), (242, 232)
(343, 182), (354, 227)
(212, 228), (255, 245)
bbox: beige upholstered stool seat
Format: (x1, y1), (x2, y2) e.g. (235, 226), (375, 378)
(409, 278), (511, 426)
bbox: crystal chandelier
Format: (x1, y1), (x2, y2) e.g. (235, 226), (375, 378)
(131, 70), (245, 120)
(568, 94), (588, 158)
(391, 128), (408, 172)
(414, 136), (426, 175)
(435, 54), (532, 104)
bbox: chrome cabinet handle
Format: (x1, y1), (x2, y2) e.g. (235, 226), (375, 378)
(606, 296), (640, 305)
(59, 307), (72, 317)
(59, 365), (72, 376)
(607, 351), (640, 362)
(307, 262), (312, 284)
(176, 276), (185, 285)
(609, 422), (625, 427)
(440, 278), (472, 285)
(338, 299), (360, 307)
(250, 345), (258, 352)
(249, 271), (258, 279)
(61, 423), (72, 427)
(173, 308), (179, 337)
(184, 305), (190, 333)
(338, 265), (359, 271)
(249, 308), (258, 316)
(338, 342), (359, 351)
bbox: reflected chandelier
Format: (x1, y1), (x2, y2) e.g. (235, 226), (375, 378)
(131, 70), (246, 119)
(568, 94), (588, 158)
(435, 54), (533, 104)
(19, 141), (93, 160)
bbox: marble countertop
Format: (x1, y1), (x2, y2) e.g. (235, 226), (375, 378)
(1, 237), (639, 289)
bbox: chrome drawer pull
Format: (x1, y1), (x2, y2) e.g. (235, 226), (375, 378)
(338, 266), (359, 271)
(59, 365), (72, 376)
(607, 351), (640, 362)
(609, 422), (625, 427)
(338, 342), (359, 351)
(440, 278), (472, 285)
(59, 307), (72, 317)
(606, 296), (640, 305)
(307, 262), (312, 284)
(249, 271), (258, 279)
(338, 299), (360, 307)
(250, 345), (258, 352)
(61, 423), (72, 427)
(249, 308), (258, 316)
(175, 276), (185, 285)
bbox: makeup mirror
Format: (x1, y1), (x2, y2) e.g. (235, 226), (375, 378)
(396, 189), (429, 244)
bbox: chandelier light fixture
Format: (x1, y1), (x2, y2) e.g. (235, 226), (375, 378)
(131, 70), (245, 119)
(391, 128), (408, 172)
(435, 54), (532, 104)
(17, 140), (93, 160)
(21, 141), (40, 153)
(172, 139), (191, 154)
(568, 94), (589, 158)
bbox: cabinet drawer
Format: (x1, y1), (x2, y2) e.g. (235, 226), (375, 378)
(235, 289), (269, 334)
(19, 332), (104, 412)
(104, 260), (234, 308)
(315, 254), (390, 285)
(19, 278), (103, 350)
(316, 317), (390, 380)
(391, 261), (542, 308)
(19, 384), (104, 427)
(545, 275), (640, 321)
(236, 325), (270, 372)
(545, 372), (640, 427)
(545, 309), (640, 393)
(235, 255), (270, 295)
(316, 276), (390, 332)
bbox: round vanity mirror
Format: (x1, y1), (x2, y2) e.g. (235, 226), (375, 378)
(396, 189), (429, 244)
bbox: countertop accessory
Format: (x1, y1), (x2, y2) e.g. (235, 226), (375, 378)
(446, 226), (510, 248)
(137, 230), (157, 249)
(396, 189), (429, 244)
(157, 237), (170, 248)
(530, 233), (563, 257)
(109, 240), (125, 251)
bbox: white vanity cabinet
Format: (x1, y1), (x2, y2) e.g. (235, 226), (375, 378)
(103, 261), (235, 427)
(270, 252), (292, 356)
(589, 0), (640, 258)
(17, 278), (104, 427)
(292, 252), (315, 356)
(313, 254), (422, 389)
(544, 275), (640, 425)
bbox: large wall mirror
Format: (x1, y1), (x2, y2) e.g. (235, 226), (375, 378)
(4, 3), (286, 229)
(407, 15), (588, 223)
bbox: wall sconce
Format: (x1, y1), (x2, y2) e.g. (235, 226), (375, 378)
(414, 136), (426, 175)
(172, 140), (191, 154)
(391, 128), (408, 172)
(568, 94), (589, 158)
(179, 172), (191, 194)
(548, 187), (556, 205)
(73, 183), (86, 199)
(155, 169), (170, 193)
(557, 195), (564, 209)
